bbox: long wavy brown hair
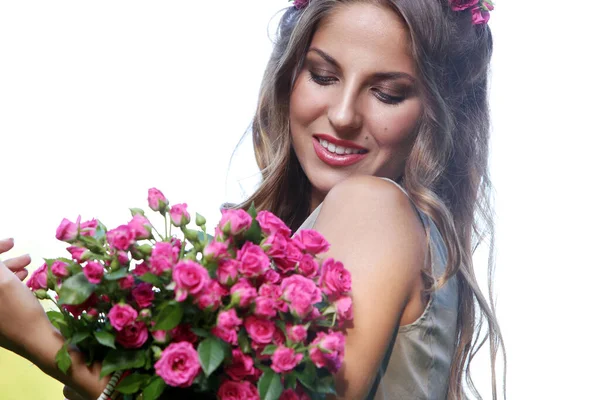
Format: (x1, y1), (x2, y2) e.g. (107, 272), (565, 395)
(237, 1), (506, 398)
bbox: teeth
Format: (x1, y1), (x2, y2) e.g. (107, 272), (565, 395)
(319, 138), (363, 155)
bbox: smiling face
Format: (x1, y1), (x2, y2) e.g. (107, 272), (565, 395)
(289, 2), (423, 209)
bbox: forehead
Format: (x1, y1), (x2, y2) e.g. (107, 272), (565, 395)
(310, 3), (415, 74)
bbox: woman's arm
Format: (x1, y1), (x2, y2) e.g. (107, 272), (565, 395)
(312, 176), (428, 399)
(0, 238), (108, 400)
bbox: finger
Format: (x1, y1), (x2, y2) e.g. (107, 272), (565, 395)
(3, 254), (32, 271)
(0, 238), (14, 254)
(63, 386), (87, 400)
(15, 269), (28, 281)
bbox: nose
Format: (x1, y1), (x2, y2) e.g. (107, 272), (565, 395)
(327, 85), (363, 135)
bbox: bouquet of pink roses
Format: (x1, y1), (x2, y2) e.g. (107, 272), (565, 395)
(26, 188), (353, 400)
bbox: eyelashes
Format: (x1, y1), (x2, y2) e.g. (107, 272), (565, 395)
(308, 71), (407, 105)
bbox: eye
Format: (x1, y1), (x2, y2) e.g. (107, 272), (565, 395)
(309, 71), (337, 86)
(372, 89), (406, 105)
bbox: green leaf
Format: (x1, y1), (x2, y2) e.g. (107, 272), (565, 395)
(198, 336), (228, 377)
(104, 268), (129, 281)
(248, 202), (258, 219)
(258, 369), (283, 400)
(238, 329), (251, 354)
(314, 375), (337, 395)
(94, 223), (107, 240)
(46, 310), (65, 325)
(297, 362), (317, 391)
(130, 208), (146, 217)
(153, 302), (183, 331)
(142, 377), (166, 400)
(139, 272), (163, 287)
(116, 373), (151, 394)
(100, 350), (146, 378)
(197, 231), (214, 243)
(191, 328), (209, 338)
(94, 331), (116, 349)
(284, 372), (298, 389)
(57, 272), (96, 305)
(261, 344), (278, 356)
(244, 220), (262, 244)
(70, 331), (90, 345)
(56, 343), (72, 374)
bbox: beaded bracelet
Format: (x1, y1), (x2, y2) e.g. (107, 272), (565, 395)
(97, 370), (124, 400)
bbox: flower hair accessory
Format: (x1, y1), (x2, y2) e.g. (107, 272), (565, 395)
(289, 0), (495, 25)
(449, 0), (494, 25)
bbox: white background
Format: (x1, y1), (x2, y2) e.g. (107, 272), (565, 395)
(0, 1), (598, 398)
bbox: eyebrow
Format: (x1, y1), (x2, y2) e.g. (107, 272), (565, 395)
(307, 47), (416, 83)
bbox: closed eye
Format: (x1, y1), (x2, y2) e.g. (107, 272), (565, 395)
(309, 71), (337, 86)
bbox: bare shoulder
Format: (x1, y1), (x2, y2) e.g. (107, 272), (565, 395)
(314, 175), (428, 398)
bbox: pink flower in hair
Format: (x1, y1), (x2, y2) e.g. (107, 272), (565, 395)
(293, 0), (310, 9)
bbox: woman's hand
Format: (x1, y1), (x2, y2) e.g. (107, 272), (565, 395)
(0, 238), (48, 359)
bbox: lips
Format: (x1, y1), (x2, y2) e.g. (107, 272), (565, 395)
(313, 134), (367, 151)
(312, 136), (368, 167)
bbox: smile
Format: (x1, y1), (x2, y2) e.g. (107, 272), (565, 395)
(312, 136), (368, 167)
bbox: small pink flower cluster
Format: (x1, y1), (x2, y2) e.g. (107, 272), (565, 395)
(27, 187), (352, 399)
(449, 0), (495, 25)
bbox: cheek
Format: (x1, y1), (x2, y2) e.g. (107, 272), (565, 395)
(290, 75), (327, 129)
(369, 99), (422, 149)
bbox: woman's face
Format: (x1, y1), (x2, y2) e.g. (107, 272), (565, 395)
(290, 2), (423, 207)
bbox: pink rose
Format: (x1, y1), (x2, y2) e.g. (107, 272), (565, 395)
(149, 242), (178, 275)
(258, 283), (282, 299)
(286, 325), (307, 343)
(274, 241), (303, 274)
(170, 324), (198, 344)
(230, 279), (257, 308)
(319, 258), (351, 296)
(449, 0), (478, 11)
(217, 259), (240, 286)
(211, 326), (238, 345)
(280, 389), (300, 400)
(334, 295), (353, 324)
(195, 280), (227, 311)
(271, 346), (303, 373)
(26, 263), (48, 290)
(107, 304), (138, 331)
(152, 329), (169, 343)
(118, 274), (134, 290)
(281, 275), (322, 319)
(256, 211), (291, 237)
(116, 321), (148, 348)
(55, 217), (79, 242)
(218, 209), (252, 236)
(204, 241), (230, 262)
(293, 0), (310, 10)
(309, 331), (345, 372)
(217, 380), (259, 400)
(148, 188), (168, 212)
(253, 296), (276, 318)
(262, 269), (281, 284)
(132, 283), (155, 308)
(293, 229), (330, 255)
(169, 203), (190, 227)
(66, 246), (87, 263)
(128, 214), (152, 240)
(471, 7), (490, 24)
(261, 233), (288, 259)
(155, 341), (201, 387)
(244, 316), (275, 345)
(297, 254), (319, 278)
(217, 309), (243, 331)
(83, 261), (104, 284)
(172, 260), (210, 302)
(79, 219), (98, 236)
(117, 251), (130, 266)
(107, 225), (135, 251)
(50, 261), (69, 279)
(237, 242), (270, 278)
(133, 261), (150, 276)
(225, 348), (256, 381)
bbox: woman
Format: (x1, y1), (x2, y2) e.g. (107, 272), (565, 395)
(0, 0), (504, 398)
